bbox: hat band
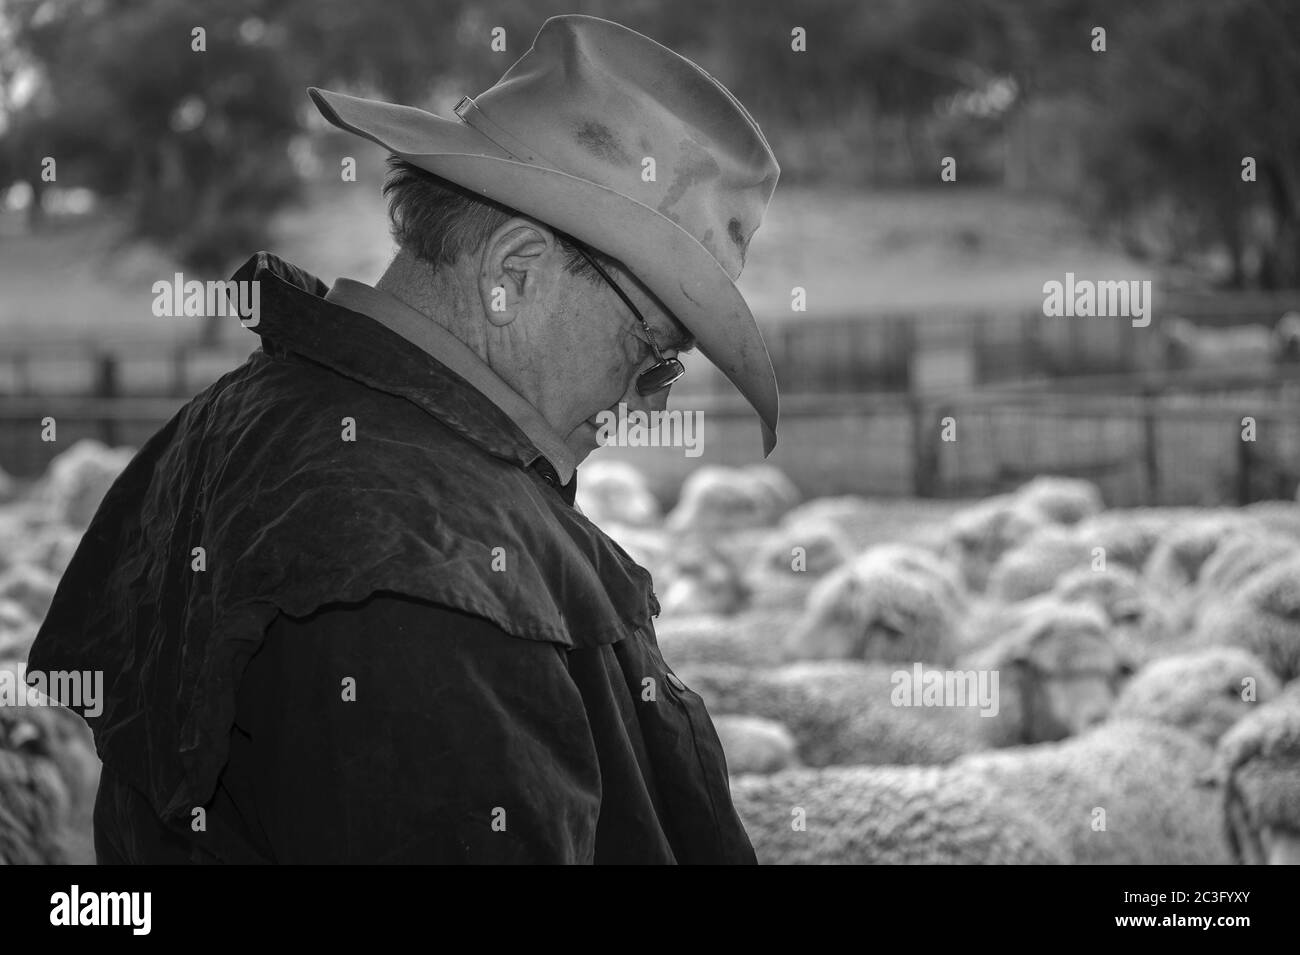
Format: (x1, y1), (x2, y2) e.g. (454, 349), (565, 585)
(453, 95), (562, 171)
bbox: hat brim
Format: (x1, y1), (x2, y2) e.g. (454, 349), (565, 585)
(309, 87), (778, 456)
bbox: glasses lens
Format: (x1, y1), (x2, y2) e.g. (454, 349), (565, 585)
(637, 358), (685, 395)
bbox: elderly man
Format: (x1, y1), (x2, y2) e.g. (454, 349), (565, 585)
(30, 14), (780, 863)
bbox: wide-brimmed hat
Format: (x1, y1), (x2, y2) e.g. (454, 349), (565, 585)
(308, 14), (781, 455)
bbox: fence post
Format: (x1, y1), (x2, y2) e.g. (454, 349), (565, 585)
(1141, 387), (1160, 504)
(95, 352), (120, 447)
(901, 317), (917, 392)
(1236, 423), (1253, 505)
(173, 345), (188, 397)
(912, 396), (940, 497)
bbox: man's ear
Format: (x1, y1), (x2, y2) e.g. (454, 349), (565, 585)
(477, 218), (557, 328)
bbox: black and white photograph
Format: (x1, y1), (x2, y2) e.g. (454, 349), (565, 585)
(0, 0), (1297, 897)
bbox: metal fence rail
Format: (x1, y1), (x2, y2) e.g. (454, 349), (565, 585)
(0, 328), (1297, 505)
(593, 384), (1300, 506)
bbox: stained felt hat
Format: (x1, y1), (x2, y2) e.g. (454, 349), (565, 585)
(308, 13), (782, 455)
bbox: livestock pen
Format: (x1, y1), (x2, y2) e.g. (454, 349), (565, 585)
(1, 306), (1298, 505)
(620, 381), (1300, 506)
(4, 367), (1297, 509)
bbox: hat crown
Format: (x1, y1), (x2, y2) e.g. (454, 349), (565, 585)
(468, 15), (779, 279)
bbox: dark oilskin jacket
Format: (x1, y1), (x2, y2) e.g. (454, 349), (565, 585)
(28, 252), (756, 864)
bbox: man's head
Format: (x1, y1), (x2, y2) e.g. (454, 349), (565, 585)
(309, 15), (781, 456)
(379, 157), (697, 463)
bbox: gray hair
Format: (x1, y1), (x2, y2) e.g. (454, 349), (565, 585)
(382, 156), (614, 280)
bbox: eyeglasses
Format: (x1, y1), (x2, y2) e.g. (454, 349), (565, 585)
(571, 244), (686, 395)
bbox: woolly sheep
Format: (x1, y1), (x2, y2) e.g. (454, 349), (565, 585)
(743, 518), (855, 611)
(955, 718), (1227, 864)
(1195, 530), (1297, 602)
(743, 465), (801, 519)
(15, 524), (82, 577)
(1142, 512), (1257, 596)
(677, 660), (983, 768)
(1110, 647), (1281, 746)
(0, 506), (35, 574)
(0, 740), (73, 864)
(984, 525), (1095, 603)
(953, 646), (1278, 865)
(1213, 683), (1300, 864)
(686, 605), (1124, 767)
(733, 646), (1263, 866)
(957, 596), (1038, 657)
(574, 459), (661, 528)
(0, 600), (36, 661)
(1051, 564), (1147, 625)
(711, 715), (800, 775)
(942, 494), (1045, 591)
(780, 495), (962, 553)
(599, 522), (672, 589)
(683, 526), (775, 587)
(784, 544), (964, 665)
(960, 600), (1129, 746)
(1012, 476), (1104, 526)
(1192, 552), (1300, 681)
(657, 539), (749, 616)
(0, 510), (80, 578)
(1072, 508), (1182, 573)
(0, 661), (100, 864)
(1049, 565), (1176, 664)
(729, 764), (1069, 864)
(752, 518), (855, 578)
(39, 439), (135, 529)
(959, 581), (1135, 657)
(1187, 529), (1300, 635)
(654, 608), (802, 669)
(666, 465), (791, 534)
(0, 563), (58, 626)
(1241, 500), (1300, 542)
(776, 497), (880, 552)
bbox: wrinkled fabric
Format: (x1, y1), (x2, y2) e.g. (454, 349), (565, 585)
(28, 252), (755, 864)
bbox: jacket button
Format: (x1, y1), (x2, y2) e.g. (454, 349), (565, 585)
(666, 672), (686, 692)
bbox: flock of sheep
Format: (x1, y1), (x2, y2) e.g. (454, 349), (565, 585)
(2, 440), (1299, 864)
(1, 441), (129, 864)
(578, 461), (1300, 865)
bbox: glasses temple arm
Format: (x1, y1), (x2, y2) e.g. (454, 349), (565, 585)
(574, 245), (667, 356)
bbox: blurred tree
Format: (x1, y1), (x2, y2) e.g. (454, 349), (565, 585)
(3, 0), (1293, 315)
(2, 0), (303, 341)
(997, 0), (1300, 289)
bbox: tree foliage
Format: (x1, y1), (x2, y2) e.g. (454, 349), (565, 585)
(0, 0), (1295, 286)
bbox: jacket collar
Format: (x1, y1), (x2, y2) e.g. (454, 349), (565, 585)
(231, 252), (575, 497)
(323, 277), (576, 485)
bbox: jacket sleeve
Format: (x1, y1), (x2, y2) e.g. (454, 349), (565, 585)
(224, 591), (602, 864)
